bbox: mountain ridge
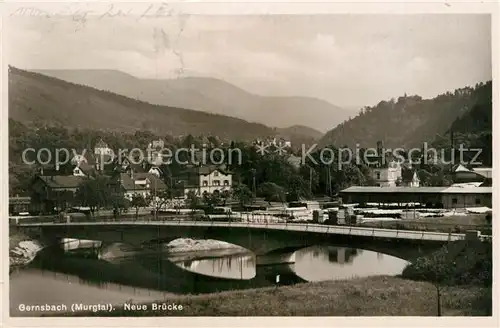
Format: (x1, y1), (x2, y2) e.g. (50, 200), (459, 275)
(33, 69), (352, 132)
(8, 67), (274, 141)
(318, 81), (492, 151)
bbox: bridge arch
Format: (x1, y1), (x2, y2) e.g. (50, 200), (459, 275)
(20, 222), (444, 262)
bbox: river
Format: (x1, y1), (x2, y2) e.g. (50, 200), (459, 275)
(10, 240), (409, 316)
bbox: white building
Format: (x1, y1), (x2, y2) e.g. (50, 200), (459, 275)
(371, 160), (402, 187)
(147, 139), (171, 165)
(181, 165), (232, 198)
(94, 139), (114, 157)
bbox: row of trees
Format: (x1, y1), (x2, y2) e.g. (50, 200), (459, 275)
(11, 117), (478, 201)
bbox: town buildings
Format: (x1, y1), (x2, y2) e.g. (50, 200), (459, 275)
(452, 164), (492, 184)
(113, 171), (167, 201)
(178, 165), (233, 198)
(365, 141), (403, 187)
(339, 186), (492, 209)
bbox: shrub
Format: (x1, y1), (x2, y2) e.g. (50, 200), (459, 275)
(485, 213), (492, 225)
(402, 240), (492, 287)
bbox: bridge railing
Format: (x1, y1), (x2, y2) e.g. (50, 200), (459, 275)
(11, 212), (491, 236)
(15, 217), (475, 242)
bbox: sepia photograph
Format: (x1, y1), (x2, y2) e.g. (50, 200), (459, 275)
(4, 1), (495, 321)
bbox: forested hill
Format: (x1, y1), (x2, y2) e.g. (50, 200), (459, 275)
(318, 81), (492, 150)
(8, 67), (276, 142)
(431, 81), (492, 166)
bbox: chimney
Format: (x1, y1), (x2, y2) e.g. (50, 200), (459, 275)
(376, 140), (383, 166)
(376, 140), (383, 155)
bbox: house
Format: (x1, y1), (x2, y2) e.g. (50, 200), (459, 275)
(339, 186), (492, 209)
(147, 165), (164, 178)
(93, 139), (114, 171)
(72, 161), (97, 177)
(472, 167), (493, 179)
(178, 165), (232, 198)
(365, 141), (403, 187)
(371, 161), (402, 187)
(31, 175), (85, 213)
(113, 171), (168, 201)
(9, 196), (31, 215)
(287, 154), (302, 170)
(452, 164), (490, 183)
(146, 139), (171, 165)
(94, 138), (114, 157)
(117, 156), (148, 174)
(70, 148), (109, 175)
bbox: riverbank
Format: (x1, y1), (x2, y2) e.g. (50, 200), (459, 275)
(53, 238), (492, 317)
(50, 275), (490, 316)
(9, 230), (43, 272)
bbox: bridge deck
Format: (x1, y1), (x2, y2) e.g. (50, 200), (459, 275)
(16, 220), (469, 242)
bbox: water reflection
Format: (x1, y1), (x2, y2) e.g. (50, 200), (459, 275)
(164, 245), (408, 284)
(293, 245), (408, 282)
(173, 254), (256, 280)
(10, 240), (411, 316)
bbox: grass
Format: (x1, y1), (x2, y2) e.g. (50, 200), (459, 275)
(50, 275), (490, 316)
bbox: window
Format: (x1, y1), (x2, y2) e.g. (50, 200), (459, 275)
(214, 171), (219, 177)
(452, 198), (458, 204)
(375, 172), (381, 180)
(475, 198), (481, 205)
(203, 181), (208, 186)
(224, 180), (229, 186)
(214, 180), (220, 186)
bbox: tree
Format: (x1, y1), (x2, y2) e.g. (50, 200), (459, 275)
(203, 192), (222, 212)
(147, 189), (170, 218)
(485, 213), (492, 225)
(233, 184), (253, 208)
(186, 190), (200, 213)
(257, 182), (285, 204)
(75, 176), (111, 216)
(130, 194), (148, 220)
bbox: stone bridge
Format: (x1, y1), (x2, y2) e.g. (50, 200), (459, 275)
(16, 220), (459, 263)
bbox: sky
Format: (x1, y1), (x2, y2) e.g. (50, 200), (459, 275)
(7, 13), (492, 108)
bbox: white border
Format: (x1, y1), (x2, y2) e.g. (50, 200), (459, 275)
(1, 1), (499, 327)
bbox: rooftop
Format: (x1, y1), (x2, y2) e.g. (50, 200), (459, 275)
(118, 173), (167, 191)
(38, 175), (85, 189)
(185, 165), (231, 176)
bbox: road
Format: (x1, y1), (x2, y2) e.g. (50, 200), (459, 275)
(17, 219), (470, 242)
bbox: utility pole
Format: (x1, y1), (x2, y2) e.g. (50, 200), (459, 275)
(170, 176), (173, 201)
(251, 169), (257, 203)
(309, 166), (313, 197)
(154, 177), (157, 221)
